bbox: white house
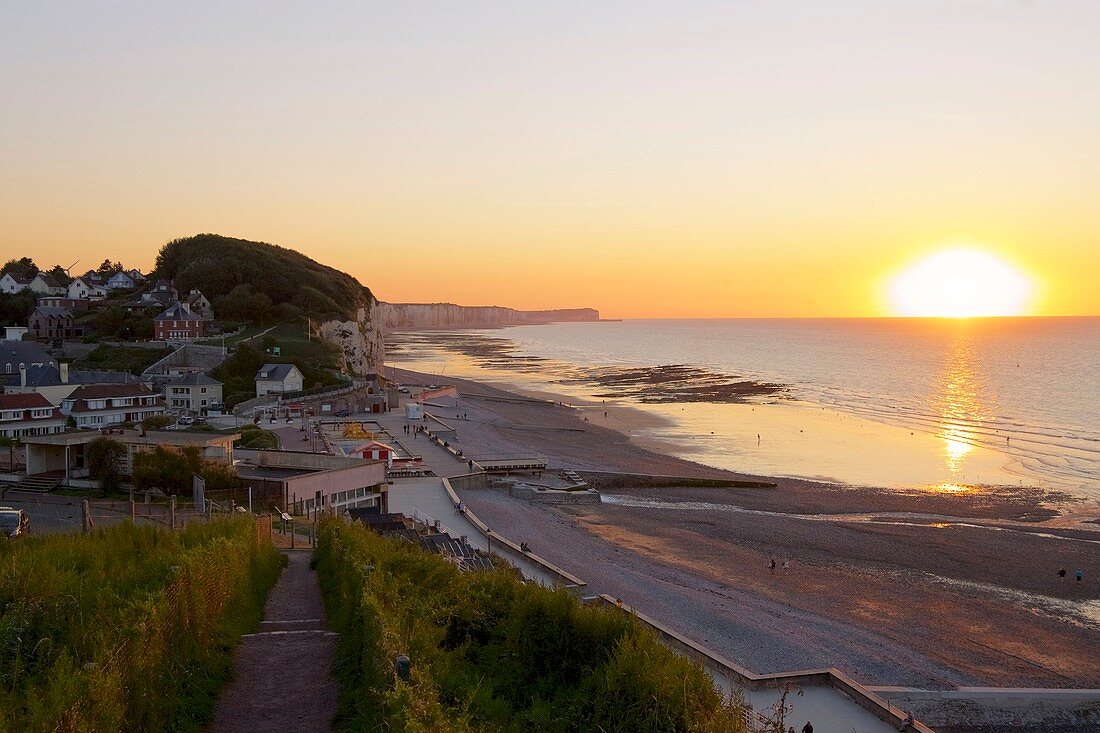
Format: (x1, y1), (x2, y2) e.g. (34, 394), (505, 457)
(0, 273), (31, 294)
(165, 373), (223, 414)
(254, 363), (305, 397)
(60, 383), (166, 429)
(29, 273), (66, 296)
(106, 271), (136, 290)
(0, 392), (66, 438)
(68, 277), (108, 300)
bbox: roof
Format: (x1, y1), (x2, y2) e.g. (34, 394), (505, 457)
(352, 441), (393, 453)
(166, 373), (222, 387)
(0, 392), (53, 409)
(67, 383), (156, 400)
(154, 301), (198, 321)
(1, 340), (54, 370)
(30, 306), (73, 319)
(33, 273), (62, 288)
(1, 272), (31, 284)
(255, 364), (300, 382)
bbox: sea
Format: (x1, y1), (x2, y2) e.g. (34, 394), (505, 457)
(386, 318), (1100, 503)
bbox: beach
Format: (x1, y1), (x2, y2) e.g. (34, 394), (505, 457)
(394, 366), (1100, 688)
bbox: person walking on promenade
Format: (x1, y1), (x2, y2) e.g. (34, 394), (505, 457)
(1076, 568), (1084, 583)
(801, 722), (813, 733)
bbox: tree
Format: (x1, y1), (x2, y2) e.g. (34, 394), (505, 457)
(1, 257), (37, 280)
(96, 259), (124, 276)
(140, 415), (175, 430)
(0, 291), (36, 326)
(86, 437), (126, 492)
(199, 462), (243, 493)
(131, 445), (202, 496)
(216, 284), (273, 323)
(46, 265), (73, 287)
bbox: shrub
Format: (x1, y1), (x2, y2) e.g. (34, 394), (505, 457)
(0, 517), (282, 732)
(314, 520), (742, 733)
(86, 436), (126, 492)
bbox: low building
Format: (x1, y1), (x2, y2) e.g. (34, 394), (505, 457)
(0, 273), (31, 294)
(29, 273), (66, 296)
(106, 271), (136, 290)
(5, 363), (141, 405)
(165, 373), (223, 414)
(38, 296), (90, 311)
(60, 383), (166, 429)
(255, 363), (304, 397)
(27, 306), (85, 341)
(350, 440), (394, 466)
(67, 277), (108, 300)
(154, 302), (205, 341)
(0, 393), (66, 438)
(22, 428), (237, 480)
(235, 449), (387, 514)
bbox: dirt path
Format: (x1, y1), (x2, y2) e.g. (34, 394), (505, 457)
(208, 551), (338, 733)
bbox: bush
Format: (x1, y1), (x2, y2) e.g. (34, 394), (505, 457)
(86, 436), (125, 492)
(0, 517), (283, 732)
(314, 520), (743, 733)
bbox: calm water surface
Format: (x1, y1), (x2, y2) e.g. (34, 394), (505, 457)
(389, 318), (1100, 500)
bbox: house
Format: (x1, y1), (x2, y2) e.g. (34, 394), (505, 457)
(126, 269), (147, 285)
(153, 301), (205, 341)
(254, 363), (304, 397)
(60, 383), (166, 429)
(0, 339), (56, 388)
(38, 296), (90, 312)
(146, 279), (179, 307)
(0, 392), (66, 438)
(184, 289), (213, 319)
(29, 273), (66, 296)
(0, 273), (31, 294)
(68, 277), (108, 301)
(106, 271), (136, 290)
(28, 306), (85, 341)
(165, 373), (223, 414)
(4, 362), (140, 405)
(78, 270), (106, 286)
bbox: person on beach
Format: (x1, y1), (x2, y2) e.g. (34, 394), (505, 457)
(782, 560), (790, 573)
(1076, 568), (1084, 582)
(1059, 567), (1067, 579)
(801, 722), (813, 733)
(468, 459), (474, 471)
(520, 541), (530, 552)
(768, 558), (776, 573)
(899, 710), (915, 730)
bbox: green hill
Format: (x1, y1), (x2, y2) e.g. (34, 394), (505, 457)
(154, 234), (374, 323)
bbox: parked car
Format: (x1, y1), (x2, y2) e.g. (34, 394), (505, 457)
(334, 409), (351, 417)
(177, 416), (195, 426)
(0, 508), (29, 538)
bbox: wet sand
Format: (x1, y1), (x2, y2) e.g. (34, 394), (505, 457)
(393, 367), (1100, 687)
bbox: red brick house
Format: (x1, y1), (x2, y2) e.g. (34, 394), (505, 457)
(154, 302), (205, 341)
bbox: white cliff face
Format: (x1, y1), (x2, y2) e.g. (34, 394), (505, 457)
(316, 301), (385, 376)
(378, 302), (599, 330)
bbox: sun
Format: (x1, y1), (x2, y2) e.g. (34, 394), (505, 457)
(888, 248), (1034, 318)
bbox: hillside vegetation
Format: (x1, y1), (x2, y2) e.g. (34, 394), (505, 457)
(154, 234), (374, 323)
(315, 519), (744, 733)
(0, 518), (282, 733)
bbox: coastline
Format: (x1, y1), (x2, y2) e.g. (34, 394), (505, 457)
(391, 364), (1100, 688)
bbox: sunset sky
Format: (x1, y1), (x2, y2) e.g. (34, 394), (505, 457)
(2, 1), (1098, 318)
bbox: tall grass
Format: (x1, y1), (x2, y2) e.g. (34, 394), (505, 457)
(0, 517), (283, 732)
(314, 519), (744, 733)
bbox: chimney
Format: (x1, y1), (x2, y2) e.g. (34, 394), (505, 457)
(60, 362), (69, 384)
(19, 364), (27, 388)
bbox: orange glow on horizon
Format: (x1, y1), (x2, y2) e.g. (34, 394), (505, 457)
(887, 248), (1035, 318)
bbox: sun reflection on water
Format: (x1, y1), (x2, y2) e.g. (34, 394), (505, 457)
(935, 329), (984, 476)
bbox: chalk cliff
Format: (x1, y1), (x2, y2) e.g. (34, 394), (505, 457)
(314, 304), (386, 378)
(379, 303), (600, 330)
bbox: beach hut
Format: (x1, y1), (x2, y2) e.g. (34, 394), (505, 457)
(351, 440), (394, 466)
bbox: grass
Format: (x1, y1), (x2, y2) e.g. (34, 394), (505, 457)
(314, 519), (745, 733)
(73, 344), (172, 374)
(0, 517), (283, 733)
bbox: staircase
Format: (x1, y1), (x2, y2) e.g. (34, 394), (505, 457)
(9, 475), (62, 494)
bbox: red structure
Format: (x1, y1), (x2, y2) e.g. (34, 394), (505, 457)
(154, 302), (205, 341)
